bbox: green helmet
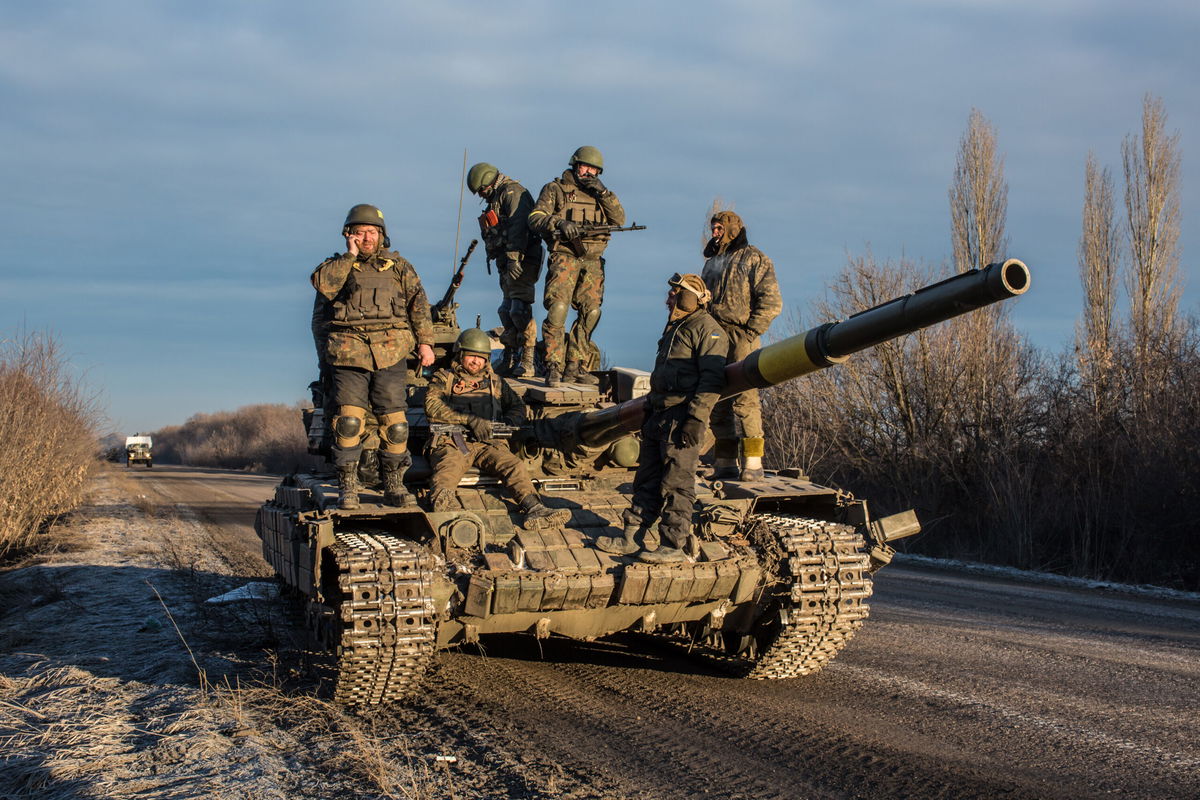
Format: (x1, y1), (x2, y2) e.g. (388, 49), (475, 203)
(342, 204), (390, 246)
(569, 146), (604, 173)
(467, 162), (499, 194)
(455, 328), (492, 358)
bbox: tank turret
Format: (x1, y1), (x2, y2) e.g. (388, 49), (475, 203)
(258, 259), (1031, 705)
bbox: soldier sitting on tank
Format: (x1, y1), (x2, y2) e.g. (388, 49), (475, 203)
(597, 274), (728, 563)
(425, 328), (571, 528)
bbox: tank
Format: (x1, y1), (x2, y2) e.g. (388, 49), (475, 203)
(256, 259), (1031, 705)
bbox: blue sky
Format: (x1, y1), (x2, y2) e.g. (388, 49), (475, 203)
(2, 1), (1197, 433)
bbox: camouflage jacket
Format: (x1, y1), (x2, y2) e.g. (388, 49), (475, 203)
(479, 176), (541, 265)
(701, 230), (782, 336)
(311, 249), (434, 371)
(425, 361), (525, 426)
(649, 309), (728, 422)
(528, 170), (625, 258)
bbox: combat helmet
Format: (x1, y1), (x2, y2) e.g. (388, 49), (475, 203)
(342, 204), (390, 247)
(569, 146), (604, 173)
(467, 163), (499, 194)
(455, 328), (492, 358)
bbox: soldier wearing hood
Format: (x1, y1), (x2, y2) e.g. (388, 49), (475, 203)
(527, 146), (626, 388)
(311, 204), (436, 510)
(597, 273), (728, 563)
(701, 211), (782, 481)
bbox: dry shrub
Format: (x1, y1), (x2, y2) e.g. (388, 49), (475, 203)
(0, 331), (101, 559)
(152, 403), (318, 474)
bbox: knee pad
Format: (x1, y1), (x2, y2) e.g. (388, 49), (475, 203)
(378, 410), (409, 454)
(546, 301), (569, 327)
(333, 405), (368, 449)
(578, 307), (602, 336)
(511, 299), (533, 328)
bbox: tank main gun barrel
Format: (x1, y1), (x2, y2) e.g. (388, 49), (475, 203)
(573, 259), (1031, 448)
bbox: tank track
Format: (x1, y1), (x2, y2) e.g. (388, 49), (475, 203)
(662, 513), (873, 679)
(312, 531), (439, 705)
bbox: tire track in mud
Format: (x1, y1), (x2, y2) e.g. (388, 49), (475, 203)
(394, 642), (1037, 800)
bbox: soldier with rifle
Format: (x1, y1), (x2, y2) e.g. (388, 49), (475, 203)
(425, 328), (570, 527)
(528, 146), (629, 387)
(466, 162), (543, 378)
(311, 204), (435, 510)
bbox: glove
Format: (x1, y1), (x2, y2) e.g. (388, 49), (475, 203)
(466, 416), (493, 442)
(503, 257), (522, 282)
(577, 174), (608, 196)
(678, 416), (706, 449)
(559, 220), (582, 241)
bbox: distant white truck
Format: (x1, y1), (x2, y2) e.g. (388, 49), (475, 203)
(125, 434), (153, 468)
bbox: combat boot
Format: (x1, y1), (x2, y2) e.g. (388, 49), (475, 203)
(381, 462), (412, 507)
(595, 523), (642, 555)
(638, 546), (686, 564)
(335, 463), (360, 510)
(519, 495), (571, 529)
(497, 347), (516, 376)
(545, 363), (563, 388)
(713, 438), (740, 480)
(563, 360), (599, 386)
(429, 488), (457, 512)
(512, 348), (535, 378)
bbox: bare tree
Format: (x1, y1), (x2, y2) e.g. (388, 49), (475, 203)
(1076, 152), (1121, 411)
(950, 108), (1009, 273)
(1122, 93), (1182, 370)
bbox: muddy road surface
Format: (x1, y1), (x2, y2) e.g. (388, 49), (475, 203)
(2, 465), (1198, 799)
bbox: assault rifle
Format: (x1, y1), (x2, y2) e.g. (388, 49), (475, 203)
(561, 222), (646, 258)
(429, 421), (521, 454)
(432, 238), (477, 326)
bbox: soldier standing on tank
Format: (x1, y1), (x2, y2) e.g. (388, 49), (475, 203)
(527, 146), (625, 387)
(312, 204), (435, 510)
(702, 211), (782, 481)
(466, 162), (543, 378)
(425, 328), (571, 527)
(597, 273), (728, 563)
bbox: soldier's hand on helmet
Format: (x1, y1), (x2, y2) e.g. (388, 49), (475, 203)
(577, 174), (608, 196)
(678, 416), (707, 449)
(558, 220), (582, 241)
(503, 257), (522, 282)
(418, 344), (435, 367)
(466, 416), (492, 442)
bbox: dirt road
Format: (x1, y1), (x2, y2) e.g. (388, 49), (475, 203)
(3, 465), (1198, 799)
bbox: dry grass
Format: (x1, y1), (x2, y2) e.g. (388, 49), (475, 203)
(0, 330), (102, 561)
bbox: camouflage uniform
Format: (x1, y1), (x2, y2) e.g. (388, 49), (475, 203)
(311, 248), (434, 468)
(424, 361), (536, 503)
(527, 169), (625, 370)
(701, 212), (782, 466)
(479, 176), (543, 354)
(623, 304), (728, 549)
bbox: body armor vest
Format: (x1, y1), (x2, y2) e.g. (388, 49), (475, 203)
(558, 181), (608, 227)
(445, 371), (500, 420)
(331, 261), (409, 329)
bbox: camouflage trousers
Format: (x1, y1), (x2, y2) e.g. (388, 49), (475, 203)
(428, 439), (536, 502)
(622, 405), (699, 549)
(542, 252), (604, 367)
(331, 363), (408, 467)
(710, 325), (764, 440)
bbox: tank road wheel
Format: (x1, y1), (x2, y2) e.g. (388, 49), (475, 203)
(737, 513), (873, 679)
(309, 532), (439, 705)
